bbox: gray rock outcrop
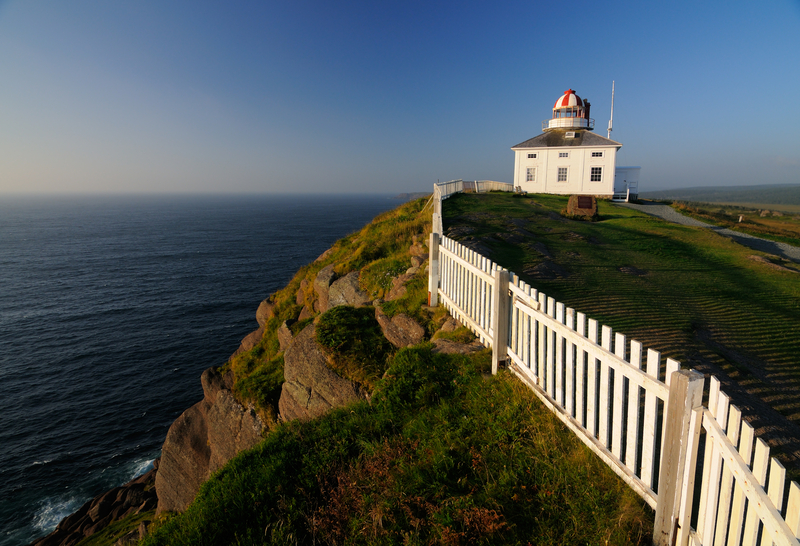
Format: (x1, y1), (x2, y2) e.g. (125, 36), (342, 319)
(30, 463), (158, 546)
(230, 325), (264, 359)
(278, 324), (362, 422)
(256, 298), (275, 327)
(155, 367), (265, 514)
(314, 264), (337, 313)
(375, 306), (425, 348)
(328, 271), (370, 308)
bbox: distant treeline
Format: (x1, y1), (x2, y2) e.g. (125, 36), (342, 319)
(641, 184), (800, 206)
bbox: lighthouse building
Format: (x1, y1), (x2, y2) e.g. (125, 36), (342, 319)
(511, 89), (639, 200)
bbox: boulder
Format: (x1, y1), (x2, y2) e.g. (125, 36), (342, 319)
(410, 255), (426, 268)
(314, 264), (337, 313)
(230, 325), (265, 359)
(328, 271), (370, 308)
(439, 316), (460, 333)
(387, 272), (415, 301)
(277, 321), (293, 351)
(298, 305), (315, 320)
(256, 299), (275, 327)
(278, 324), (362, 422)
(315, 247), (334, 263)
(566, 195), (598, 218)
(431, 339), (484, 355)
(296, 278), (310, 306)
(88, 488), (120, 522)
(375, 307), (425, 348)
(409, 240), (427, 257)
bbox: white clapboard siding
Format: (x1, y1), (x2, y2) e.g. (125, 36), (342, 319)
(431, 182), (800, 546)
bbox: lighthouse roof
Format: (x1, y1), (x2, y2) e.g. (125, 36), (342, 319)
(511, 131), (621, 149)
(554, 89), (584, 108)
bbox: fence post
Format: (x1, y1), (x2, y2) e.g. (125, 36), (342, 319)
(491, 268), (510, 375)
(653, 369), (705, 546)
(428, 232), (440, 307)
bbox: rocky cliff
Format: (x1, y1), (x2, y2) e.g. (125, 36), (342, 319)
(154, 367), (266, 514)
(32, 199), (453, 544)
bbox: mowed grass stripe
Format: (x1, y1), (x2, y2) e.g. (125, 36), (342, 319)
(443, 192), (800, 471)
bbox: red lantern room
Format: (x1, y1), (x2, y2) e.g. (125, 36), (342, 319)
(543, 89), (594, 131)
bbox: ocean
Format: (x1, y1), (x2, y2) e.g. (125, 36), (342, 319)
(0, 194), (399, 546)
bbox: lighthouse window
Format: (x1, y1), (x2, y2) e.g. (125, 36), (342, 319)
(527, 153), (537, 159)
(591, 151), (604, 158)
(591, 166), (603, 182)
(526, 167), (535, 182)
(559, 152), (569, 158)
(558, 167), (568, 182)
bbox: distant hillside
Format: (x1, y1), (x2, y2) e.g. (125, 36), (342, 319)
(641, 184), (800, 206)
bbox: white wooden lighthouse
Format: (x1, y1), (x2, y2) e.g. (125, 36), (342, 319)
(511, 88), (639, 200)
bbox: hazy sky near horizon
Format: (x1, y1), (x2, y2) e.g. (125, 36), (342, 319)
(1, 1), (799, 195)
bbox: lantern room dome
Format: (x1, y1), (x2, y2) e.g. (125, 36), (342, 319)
(543, 87), (594, 132)
(554, 89), (584, 109)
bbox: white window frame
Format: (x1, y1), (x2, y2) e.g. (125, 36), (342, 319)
(591, 166), (602, 182)
(591, 151), (604, 158)
(558, 167), (568, 182)
(527, 153), (537, 159)
(526, 167), (535, 182)
(559, 152), (569, 158)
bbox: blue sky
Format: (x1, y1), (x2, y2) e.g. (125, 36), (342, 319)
(1, 0), (799, 194)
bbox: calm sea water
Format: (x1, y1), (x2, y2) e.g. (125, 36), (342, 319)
(0, 194), (398, 546)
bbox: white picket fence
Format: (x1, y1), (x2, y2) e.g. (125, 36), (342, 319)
(427, 181), (800, 546)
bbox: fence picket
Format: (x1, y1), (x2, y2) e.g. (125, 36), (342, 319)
(547, 297), (556, 398)
(599, 325), (613, 448)
(697, 377), (721, 539)
(786, 482), (800, 539)
(613, 332), (626, 461)
(576, 312), (586, 428)
(523, 284), (532, 368)
(742, 439), (770, 546)
(714, 404), (743, 546)
(626, 340), (643, 470)
(700, 391), (730, 546)
(641, 348), (661, 490)
(761, 458), (787, 546)
(565, 307), (576, 418)
(587, 319), (599, 437)
(556, 303), (565, 407)
(538, 293), (547, 387)
(727, 420), (756, 546)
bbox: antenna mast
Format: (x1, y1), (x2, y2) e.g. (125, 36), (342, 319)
(607, 80), (615, 139)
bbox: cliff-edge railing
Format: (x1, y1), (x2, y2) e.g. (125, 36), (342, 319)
(428, 181), (800, 546)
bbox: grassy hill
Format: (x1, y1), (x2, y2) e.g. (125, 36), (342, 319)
(110, 197), (652, 546)
(442, 192), (800, 475)
(641, 184), (800, 210)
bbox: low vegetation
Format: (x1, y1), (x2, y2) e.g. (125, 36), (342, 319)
(141, 347), (652, 545)
(224, 196), (434, 424)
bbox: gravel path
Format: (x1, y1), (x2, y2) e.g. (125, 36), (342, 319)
(615, 202), (800, 263)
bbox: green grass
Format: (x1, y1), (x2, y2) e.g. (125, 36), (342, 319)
(442, 192), (800, 462)
(316, 306), (394, 389)
(224, 196), (434, 424)
(74, 510), (156, 546)
(141, 347), (652, 546)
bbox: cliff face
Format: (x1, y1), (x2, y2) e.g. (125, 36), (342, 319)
(278, 324), (363, 422)
(155, 367), (266, 514)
